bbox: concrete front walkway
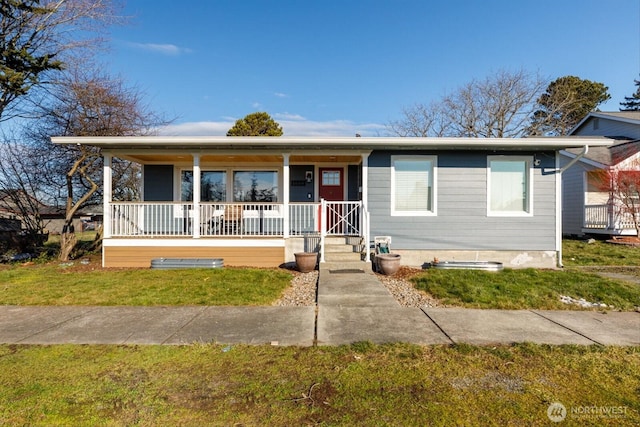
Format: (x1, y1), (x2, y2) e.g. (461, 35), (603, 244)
(0, 261), (638, 346)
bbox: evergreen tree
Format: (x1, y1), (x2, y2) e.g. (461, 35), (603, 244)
(528, 76), (610, 136)
(620, 78), (640, 111)
(227, 112), (283, 136)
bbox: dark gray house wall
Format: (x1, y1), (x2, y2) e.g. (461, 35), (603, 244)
(144, 165), (174, 201)
(367, 150), (558, 251)
(289, 165), (315, 202)
(347, 164), (361, 201)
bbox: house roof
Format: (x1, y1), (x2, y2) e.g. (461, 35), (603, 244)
(570, 111), (640, 136)
(564, 111), (640, 167)
(564, 139), (640, 167)
(52, 136), (613, 152)
(587, 111), (640, 123)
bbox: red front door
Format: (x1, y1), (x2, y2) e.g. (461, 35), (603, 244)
(319, 168), (344, 233)
(319, 168), (343, 201)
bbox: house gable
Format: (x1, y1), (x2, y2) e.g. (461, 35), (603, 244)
(570, 111), (640, 139)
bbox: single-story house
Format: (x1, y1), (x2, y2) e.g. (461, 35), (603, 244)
(51, 136), (611, 269)
(561, 111), (640, 237)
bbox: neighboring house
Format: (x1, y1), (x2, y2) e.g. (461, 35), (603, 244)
(0, 190), (100, 235)
(0, 189), (48, 231)
(561, 111), (640, 237)
(52, 136), (611, 269)
(39, 205), (103, 235)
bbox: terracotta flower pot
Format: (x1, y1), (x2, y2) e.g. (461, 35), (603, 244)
(376, 253), (401, 275)
(295, 252), (317, 273)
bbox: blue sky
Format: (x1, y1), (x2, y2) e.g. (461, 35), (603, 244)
(106, 0), (640, 136)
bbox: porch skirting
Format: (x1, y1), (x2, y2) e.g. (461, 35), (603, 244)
(102, 238), (285, 268)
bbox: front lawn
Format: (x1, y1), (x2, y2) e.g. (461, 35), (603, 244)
(411, 268), (640, 310)
(0, 260), (293, 306)
(1, 238), (639, 309)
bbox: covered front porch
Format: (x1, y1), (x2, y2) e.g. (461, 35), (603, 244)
(101, 146), (371, 267)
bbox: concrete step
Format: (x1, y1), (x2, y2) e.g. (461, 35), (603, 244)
(324, 244), (358, 253)
(320, 260), (373, 272)
(324, 236), (362, 245)
(324, 251), (362, 262)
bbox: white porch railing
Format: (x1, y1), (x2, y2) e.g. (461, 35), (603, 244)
(200, 203), (286, 237)
(584, 204), (610, 229)
(584, 204), (638, 231)
(111, 202), (194, 237)
(109, 202), (336, 238)
(109, 200), (370, 262)
(289, 203), (321, 236)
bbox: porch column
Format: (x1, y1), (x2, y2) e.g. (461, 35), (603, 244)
(361, 153), (370, 262)
(103, 153), (112, 239)
(361, 153), (369, 208)
(283, 153), (290, 238)
(193, 154), (201, 238)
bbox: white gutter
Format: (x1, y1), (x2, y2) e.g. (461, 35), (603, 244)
(555, 152), (563, 268)
(558, 145), (589, 173)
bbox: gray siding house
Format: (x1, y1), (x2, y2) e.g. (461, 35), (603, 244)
(561, 112), (640, 237)
(52, 136), (610, 269)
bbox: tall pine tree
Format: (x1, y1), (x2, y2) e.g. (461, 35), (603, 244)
(620, 78), (640, 111)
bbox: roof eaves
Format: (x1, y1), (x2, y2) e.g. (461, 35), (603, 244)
(51, 136), (613, 151)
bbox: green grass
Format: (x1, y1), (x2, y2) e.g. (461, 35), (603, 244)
(411, 268), (640, 310)
(0, 262), (293, 306)
(563, 238), (640, 266)
(1, 238), (638, 309)
(0, 343), (637, 426)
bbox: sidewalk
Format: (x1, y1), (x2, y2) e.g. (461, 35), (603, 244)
(0, 261), (638, 346)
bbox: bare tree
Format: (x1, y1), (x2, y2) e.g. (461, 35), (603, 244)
(0, 133), (48, 242)
(0, 0), (123, 122)
(388, 69), (547, 138)
(387, 102), (449, 137)
(24, 65), (167, 260)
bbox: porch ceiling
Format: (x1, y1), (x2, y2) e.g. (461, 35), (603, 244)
(291, 155), (362, 163)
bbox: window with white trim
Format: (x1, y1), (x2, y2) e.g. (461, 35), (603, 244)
(488, 157), (532, 216)
(391, 156), (436, 216)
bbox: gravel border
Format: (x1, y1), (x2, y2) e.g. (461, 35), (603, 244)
(272, 271), (318, 306)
